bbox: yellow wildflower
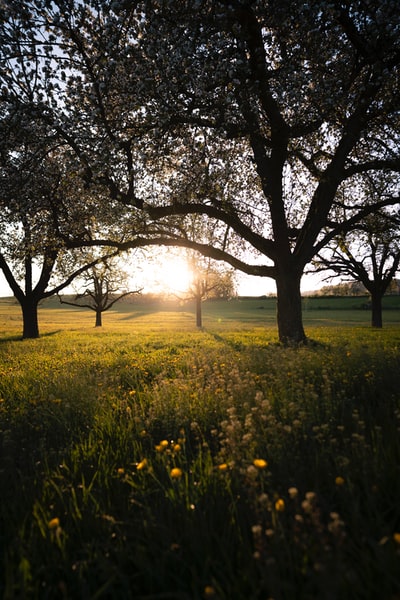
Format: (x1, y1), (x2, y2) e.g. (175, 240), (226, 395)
(335, 476), (345, 486)
(218, 463), (228, 471)
(117, 468), (125, 475)
(156, 440), (169, 452)
(253, 458), (268, 469)
(204, 585), (216, 598)
(173, 444), (181, 452)
(170, 467), (183, 479)
(393, 532), (400, 545)
(275, 498), (285, 512)
(136, 459), (147, 471)
(48, 517), (60, 529)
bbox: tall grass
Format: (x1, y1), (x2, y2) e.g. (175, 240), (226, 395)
(0, 319), (399, 599)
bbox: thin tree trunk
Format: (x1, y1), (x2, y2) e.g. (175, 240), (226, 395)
(370, 292), (383, 328)
(95, 309), (103, 327)
(275, 269), (306, 344)
(196, 294), (202, 328)
(21, 297), (40, 339)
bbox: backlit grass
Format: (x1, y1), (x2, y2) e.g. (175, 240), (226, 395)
(0, 302), (399, 598)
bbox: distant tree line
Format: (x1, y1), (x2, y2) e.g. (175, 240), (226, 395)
(315, 279), (400, 297)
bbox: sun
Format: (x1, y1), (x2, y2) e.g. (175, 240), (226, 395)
(146, 251), (193, 295)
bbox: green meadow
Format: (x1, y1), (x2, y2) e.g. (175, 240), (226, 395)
(0, 297), (400, 598)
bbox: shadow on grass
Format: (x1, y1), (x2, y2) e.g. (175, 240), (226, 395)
(207, 329), (329, 352)
(0, 330), (62, 343)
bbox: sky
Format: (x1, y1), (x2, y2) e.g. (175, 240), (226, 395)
(0, 258), (322, 298)
(0, 265), (277, 297)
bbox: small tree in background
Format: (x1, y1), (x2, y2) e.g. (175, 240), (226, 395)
(184, 255), (236, 328)
(58, 257), (141, 327)
(315, 209), (400, 328)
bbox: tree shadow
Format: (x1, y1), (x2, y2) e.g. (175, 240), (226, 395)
(0, 330), (62, 343)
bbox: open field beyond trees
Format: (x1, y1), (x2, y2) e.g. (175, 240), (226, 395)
(1, 298), (400, 598)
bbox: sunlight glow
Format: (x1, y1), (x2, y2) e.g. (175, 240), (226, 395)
(143, 252), (193, 295)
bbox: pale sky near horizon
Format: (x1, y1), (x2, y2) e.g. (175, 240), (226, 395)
(0, 268), (321, 298)
(0, 244), (324, 298)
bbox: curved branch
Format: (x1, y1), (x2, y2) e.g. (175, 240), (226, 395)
(343, 158), (400, 178)
(129, 237), (276, 278)
(66, 235), (276, 278)
(41, 250), (120, 298)
(146, 202), (276, 259)
(314, 196), (400, 255)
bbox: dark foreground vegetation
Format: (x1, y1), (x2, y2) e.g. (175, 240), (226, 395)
(0, 303), (400, 598)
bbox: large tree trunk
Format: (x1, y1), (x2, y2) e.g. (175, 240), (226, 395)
(95, 309), (103, 327)
(275, 269), (306, 344)
(21, 297), (40, 339)
(370, 292), (383, 328)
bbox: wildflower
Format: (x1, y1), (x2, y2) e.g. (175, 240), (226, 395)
(295, 514), (304, 524)
(173, 444), (181, 452)
(393, 532), (400, 545)
(288, 487), (299, 499)
(218, 463), (228, 471)
(246, 465), (258, 479)
(156, 440), (169, 452)
(265, 528), (274, 537)
(204, 586), (216, 598)
(117, 468), (125, 475)
(136, 459), (147, 471)
(328, 512), (345, 536)
(302, 491), (317, 514)
(258, 493), (269, 506)
(48, 517), (60, 530)
(335, 476), (345, 486)
(170, 467), (183, 479)
(275, 498), (285, 512)
(253, 458), (268, 469)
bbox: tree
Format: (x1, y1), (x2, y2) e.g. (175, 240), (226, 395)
(0, 103), (122, 338)
(2, 1), (400, 343)
(0, 6), (147, 338)
(184, 254), (236, 328)
(137, 1), (400, 343)
(315, 208), (400, 328)
(58, 256), (141, 327)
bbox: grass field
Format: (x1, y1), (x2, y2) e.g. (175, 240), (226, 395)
(1, 294), (400, 339)
(0, 297), (400, 598)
